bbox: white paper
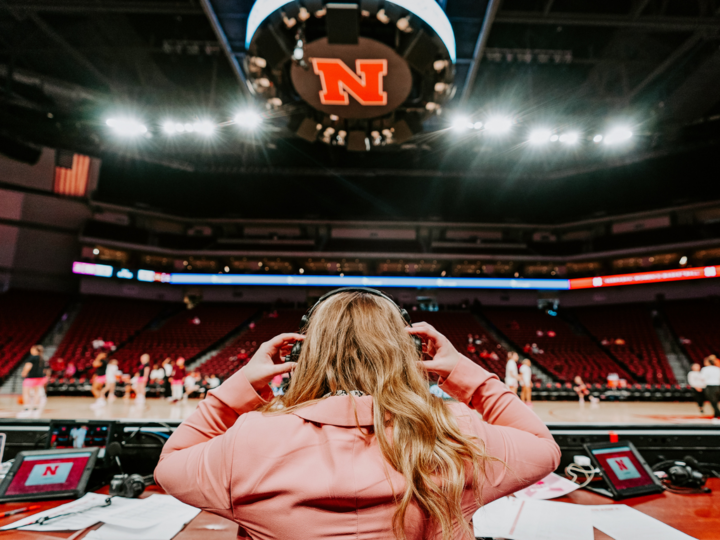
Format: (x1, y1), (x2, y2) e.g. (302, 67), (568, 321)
(514, 472), (581, 500)
(84, 518), (189, 540)
(473, 497), (521, 538)
(591, 505), (697, 540)
(473, 497), (593, 540)
(84, 495), (200, 540)
(0, 493), (141, 531)
(100, 494), (199, 529)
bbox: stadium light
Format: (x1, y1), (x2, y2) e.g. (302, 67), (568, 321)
(679, 256), (688, 265)
(559, 132), (579, 145)
(234, 110), (262, 129)
(528, 129), (552, 145)
(106, 118), (147, 136)
(593, 134), (603, 143)
(604, 127), (633, 145)
(451, 116), (472, 131)
(162, 121), (177, 134)
(194, 120), (215, 136)
(484, 116), (512, 134)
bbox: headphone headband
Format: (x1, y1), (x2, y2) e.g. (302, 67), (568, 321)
(287, 287), (420, 362)
(302, 287), (412, 327)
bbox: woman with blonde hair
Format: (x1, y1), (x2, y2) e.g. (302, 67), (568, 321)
(155, 289), (560, 539)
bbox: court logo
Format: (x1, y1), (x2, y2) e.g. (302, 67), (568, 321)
(26, 462), (73, 486)
(312, 59), (388, 106)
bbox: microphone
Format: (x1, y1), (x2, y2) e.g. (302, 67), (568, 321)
(107, 442), (124, 475)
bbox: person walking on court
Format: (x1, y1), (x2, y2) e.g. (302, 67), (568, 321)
(17, 345), (47, 418)
(701, 356), (720, 420)
(505, 351), (519, 395)
(687, 363), (706, 414)
(519, 358), (533, 406)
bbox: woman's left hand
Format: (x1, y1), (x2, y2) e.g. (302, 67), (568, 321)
(243, 333), (304, 392)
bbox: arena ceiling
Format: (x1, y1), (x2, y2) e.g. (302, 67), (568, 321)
(1, 0), (720, 222)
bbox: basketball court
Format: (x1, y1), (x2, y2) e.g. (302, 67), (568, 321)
(1, 396), (716, 425)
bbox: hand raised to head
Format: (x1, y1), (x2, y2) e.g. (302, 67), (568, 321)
(243, 333), (304, 392)
(406, 322), (463, 380)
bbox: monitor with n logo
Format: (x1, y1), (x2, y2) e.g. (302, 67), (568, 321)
(0, 448), (98, 502)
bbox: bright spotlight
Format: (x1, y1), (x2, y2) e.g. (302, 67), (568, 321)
(234, 110), (262, 129)
(604, 127), (633, 145)
(559, 132), (579, 145)
(593, 134), (603, 143)
(175, 123), (186, 133)
(106, 118), (147, 136)
(528, 129), (551, 145)
(194, 120), (215, 136)
(162, 121), (177, 134)
(451, 116), (471, 131)
(679, 256), (688, 265)
(550, 134), (559, 142)
(484, 116), (512, 134)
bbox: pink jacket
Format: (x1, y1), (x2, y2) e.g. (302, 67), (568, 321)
(155, 356), (561, 539)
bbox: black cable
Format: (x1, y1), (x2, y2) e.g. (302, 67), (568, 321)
(2, 497), (114, 531)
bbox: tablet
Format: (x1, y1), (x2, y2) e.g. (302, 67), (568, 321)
(584, 441), (664, 499)
(0, 447), (98, 503)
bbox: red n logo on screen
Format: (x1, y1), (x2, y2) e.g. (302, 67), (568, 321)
(614, 459), (628, 471)
(43, 465), (59, 476)
(312, 58), (388, 106)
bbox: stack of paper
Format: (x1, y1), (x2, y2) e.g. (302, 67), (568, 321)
(590, 505), (697, 540)
(473, 497), (594, 540)
(473, 497), (698, 540)
(85, 495), (200, 540)
(0, 493), (200, 540)
(513, 473), (581, 500)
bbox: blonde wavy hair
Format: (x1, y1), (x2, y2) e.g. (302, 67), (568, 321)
(260, 291), (492, 540)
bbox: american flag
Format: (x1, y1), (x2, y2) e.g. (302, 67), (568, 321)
(54, 153), (90, 197)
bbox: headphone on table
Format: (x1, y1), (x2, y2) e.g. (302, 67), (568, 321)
(287, 287), (423, 362)
(109, 473), (150, 498)
(652, 456), (716, 494)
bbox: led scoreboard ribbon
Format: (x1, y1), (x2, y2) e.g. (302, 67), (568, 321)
(73, 262), (720, 290)
(567, 265), (720, 290)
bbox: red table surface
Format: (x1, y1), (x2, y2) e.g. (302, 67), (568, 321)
(1, 480), (718, 539)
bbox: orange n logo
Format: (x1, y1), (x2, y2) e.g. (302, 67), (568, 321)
(312, 58), (388, 106)
(43, 465), (59, 476)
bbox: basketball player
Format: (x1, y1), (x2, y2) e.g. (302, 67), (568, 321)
(171, 358), (187, 402)
(135, 354), (151, 404)
(519, 359), (533, 406)
(90, 352), (109, 409)
(687, 363), (706, 414)
(102, 358), (119, 403)
(17, 345), (47, 418)
(505, 352), (519, 395)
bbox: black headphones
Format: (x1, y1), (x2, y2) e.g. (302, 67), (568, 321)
(287, 287), (423, 362)
(652, 456), (714, 494)
(109, 473), (149, 498)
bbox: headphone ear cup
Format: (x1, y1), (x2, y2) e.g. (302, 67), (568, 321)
(412, 335), (423, 355)
(127, 474), (146, 498)
(300, 315), (309, 328)
(288, 340), (303, 362)
(399, 309), (412, 325)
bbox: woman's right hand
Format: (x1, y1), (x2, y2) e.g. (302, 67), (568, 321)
(406, 322), (464, 380)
